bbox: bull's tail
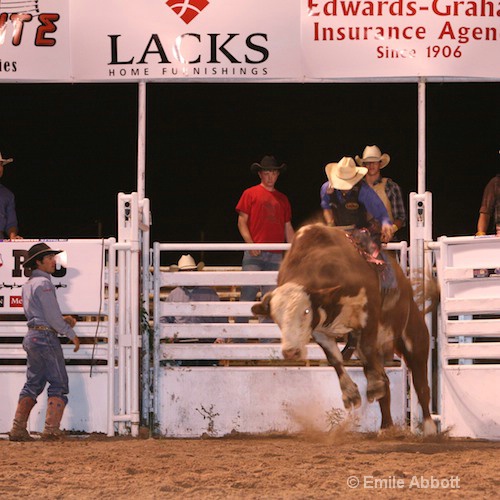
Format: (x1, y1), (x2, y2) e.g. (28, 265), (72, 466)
(411, 268), (440, 315)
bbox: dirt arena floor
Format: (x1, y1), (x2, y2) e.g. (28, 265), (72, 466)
(1, 428), (499, 499)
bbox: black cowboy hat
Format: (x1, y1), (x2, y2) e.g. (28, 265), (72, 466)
(23, 243), (62, 268)
(250, 155), (287, 174)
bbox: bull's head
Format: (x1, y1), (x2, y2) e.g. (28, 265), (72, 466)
(251, 282), (341, 360)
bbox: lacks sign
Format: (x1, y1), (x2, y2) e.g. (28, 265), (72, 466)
(0, 240), (105, 314)
(71, 0), (301, 81)
(166, 0), (211, 25)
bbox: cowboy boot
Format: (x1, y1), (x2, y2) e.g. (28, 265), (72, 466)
(41, 397), (66, 440)
(9, 397), (36, 442)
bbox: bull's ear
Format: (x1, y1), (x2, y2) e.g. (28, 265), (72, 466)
(251, 291), (273, 317)
(309, 286), (342, 308)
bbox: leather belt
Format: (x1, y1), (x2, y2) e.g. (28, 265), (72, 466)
(30, 326), (57, 333)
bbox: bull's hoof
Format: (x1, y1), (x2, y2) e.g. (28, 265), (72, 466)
(342, 388), (362, 410)
(8, 430), (34, 442)
(366, 379), (386, 402)
(423, 418), (438, 436)
(339, 374), (361, 409)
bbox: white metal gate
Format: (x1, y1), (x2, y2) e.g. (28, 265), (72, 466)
(433, 235), (500, 439)
(0, 193), (150, 438)
(151, 241), (409, 437)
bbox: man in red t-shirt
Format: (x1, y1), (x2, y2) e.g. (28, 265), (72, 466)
(235, 155), (294, 327)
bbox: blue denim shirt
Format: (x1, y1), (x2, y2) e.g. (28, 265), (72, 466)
(0, 183), (18, 237)
(320, 180), (391, 227)
(23, 269), (76, 340)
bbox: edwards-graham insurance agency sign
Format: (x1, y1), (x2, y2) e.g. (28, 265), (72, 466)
(0, 0), (498, 81)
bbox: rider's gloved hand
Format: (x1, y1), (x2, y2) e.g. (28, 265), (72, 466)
(381, 223), (394, 243)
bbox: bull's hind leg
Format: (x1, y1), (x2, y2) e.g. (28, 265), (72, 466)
(355, 334), (388, 403)
(378, 392), (394, 429)
(313, 331), (362, 409)
(398, 302), (437, 435)
(363, 365), (389, 404)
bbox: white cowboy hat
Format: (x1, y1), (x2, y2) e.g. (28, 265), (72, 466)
(325, 157), (367, 190)
(355, 145), (390, 169)
(0, 152), (13, 165)
(169, 254), (205, 272)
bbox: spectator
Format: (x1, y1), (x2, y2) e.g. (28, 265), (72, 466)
(476, 153), (500, 236)
(355, 145), (406, 240)
(235, 154), (294, 324)
(0, 151), (22, 239)
(161, 254), (225, 365)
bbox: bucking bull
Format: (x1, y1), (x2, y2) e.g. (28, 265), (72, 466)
(251, 223), (437, 435)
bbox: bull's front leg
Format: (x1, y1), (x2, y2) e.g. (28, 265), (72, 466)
(312, 331), (361, 409)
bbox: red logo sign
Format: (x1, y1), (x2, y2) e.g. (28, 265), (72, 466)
(166, 0), (210, 25)
(10, 296), (23, 307)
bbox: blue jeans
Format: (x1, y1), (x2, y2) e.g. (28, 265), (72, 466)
(19, 330), (69, 404)
(240, 250), (282, 301)
(237, 251), (283, 327)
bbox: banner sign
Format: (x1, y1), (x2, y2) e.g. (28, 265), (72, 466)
(71, 0), (302, 82)
(0, 240), (105, 314)
(0, 0), (70, 81)
(0, 1), (498, 81)
(302, 0), (500, 79)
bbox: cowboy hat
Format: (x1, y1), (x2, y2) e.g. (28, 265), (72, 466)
(250, 155), (287, 174)
(325, 157), (367, 190)
(169, 254), (205, 272)
(0, 152), (13, 165)
(22, 243), (62, 268)
(355, 145), (390, 169)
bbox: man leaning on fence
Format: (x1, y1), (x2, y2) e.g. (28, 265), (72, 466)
(235, 155), (294, 328)
(161, 255), (224, 326)
(160, 255), (225, 364)
(9, 243), (80, 441)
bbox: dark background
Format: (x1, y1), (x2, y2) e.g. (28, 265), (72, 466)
(0, 82), (498, 263)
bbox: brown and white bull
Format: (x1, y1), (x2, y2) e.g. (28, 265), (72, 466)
(251, 223), (437, 435)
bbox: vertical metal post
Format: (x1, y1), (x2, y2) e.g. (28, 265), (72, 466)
(152, 242), (161, 431)
(137, 81), (146, 201)
(409, 78), (436, 432)
(117, 245), (127, 434)
(137, 83), (151, 429)
(129, 193), (141, 437)
(418, 78), (426, 195)
(141, 199), (152, 423)
(409, 191), (432, 432)
(107, 238), (117, 437)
